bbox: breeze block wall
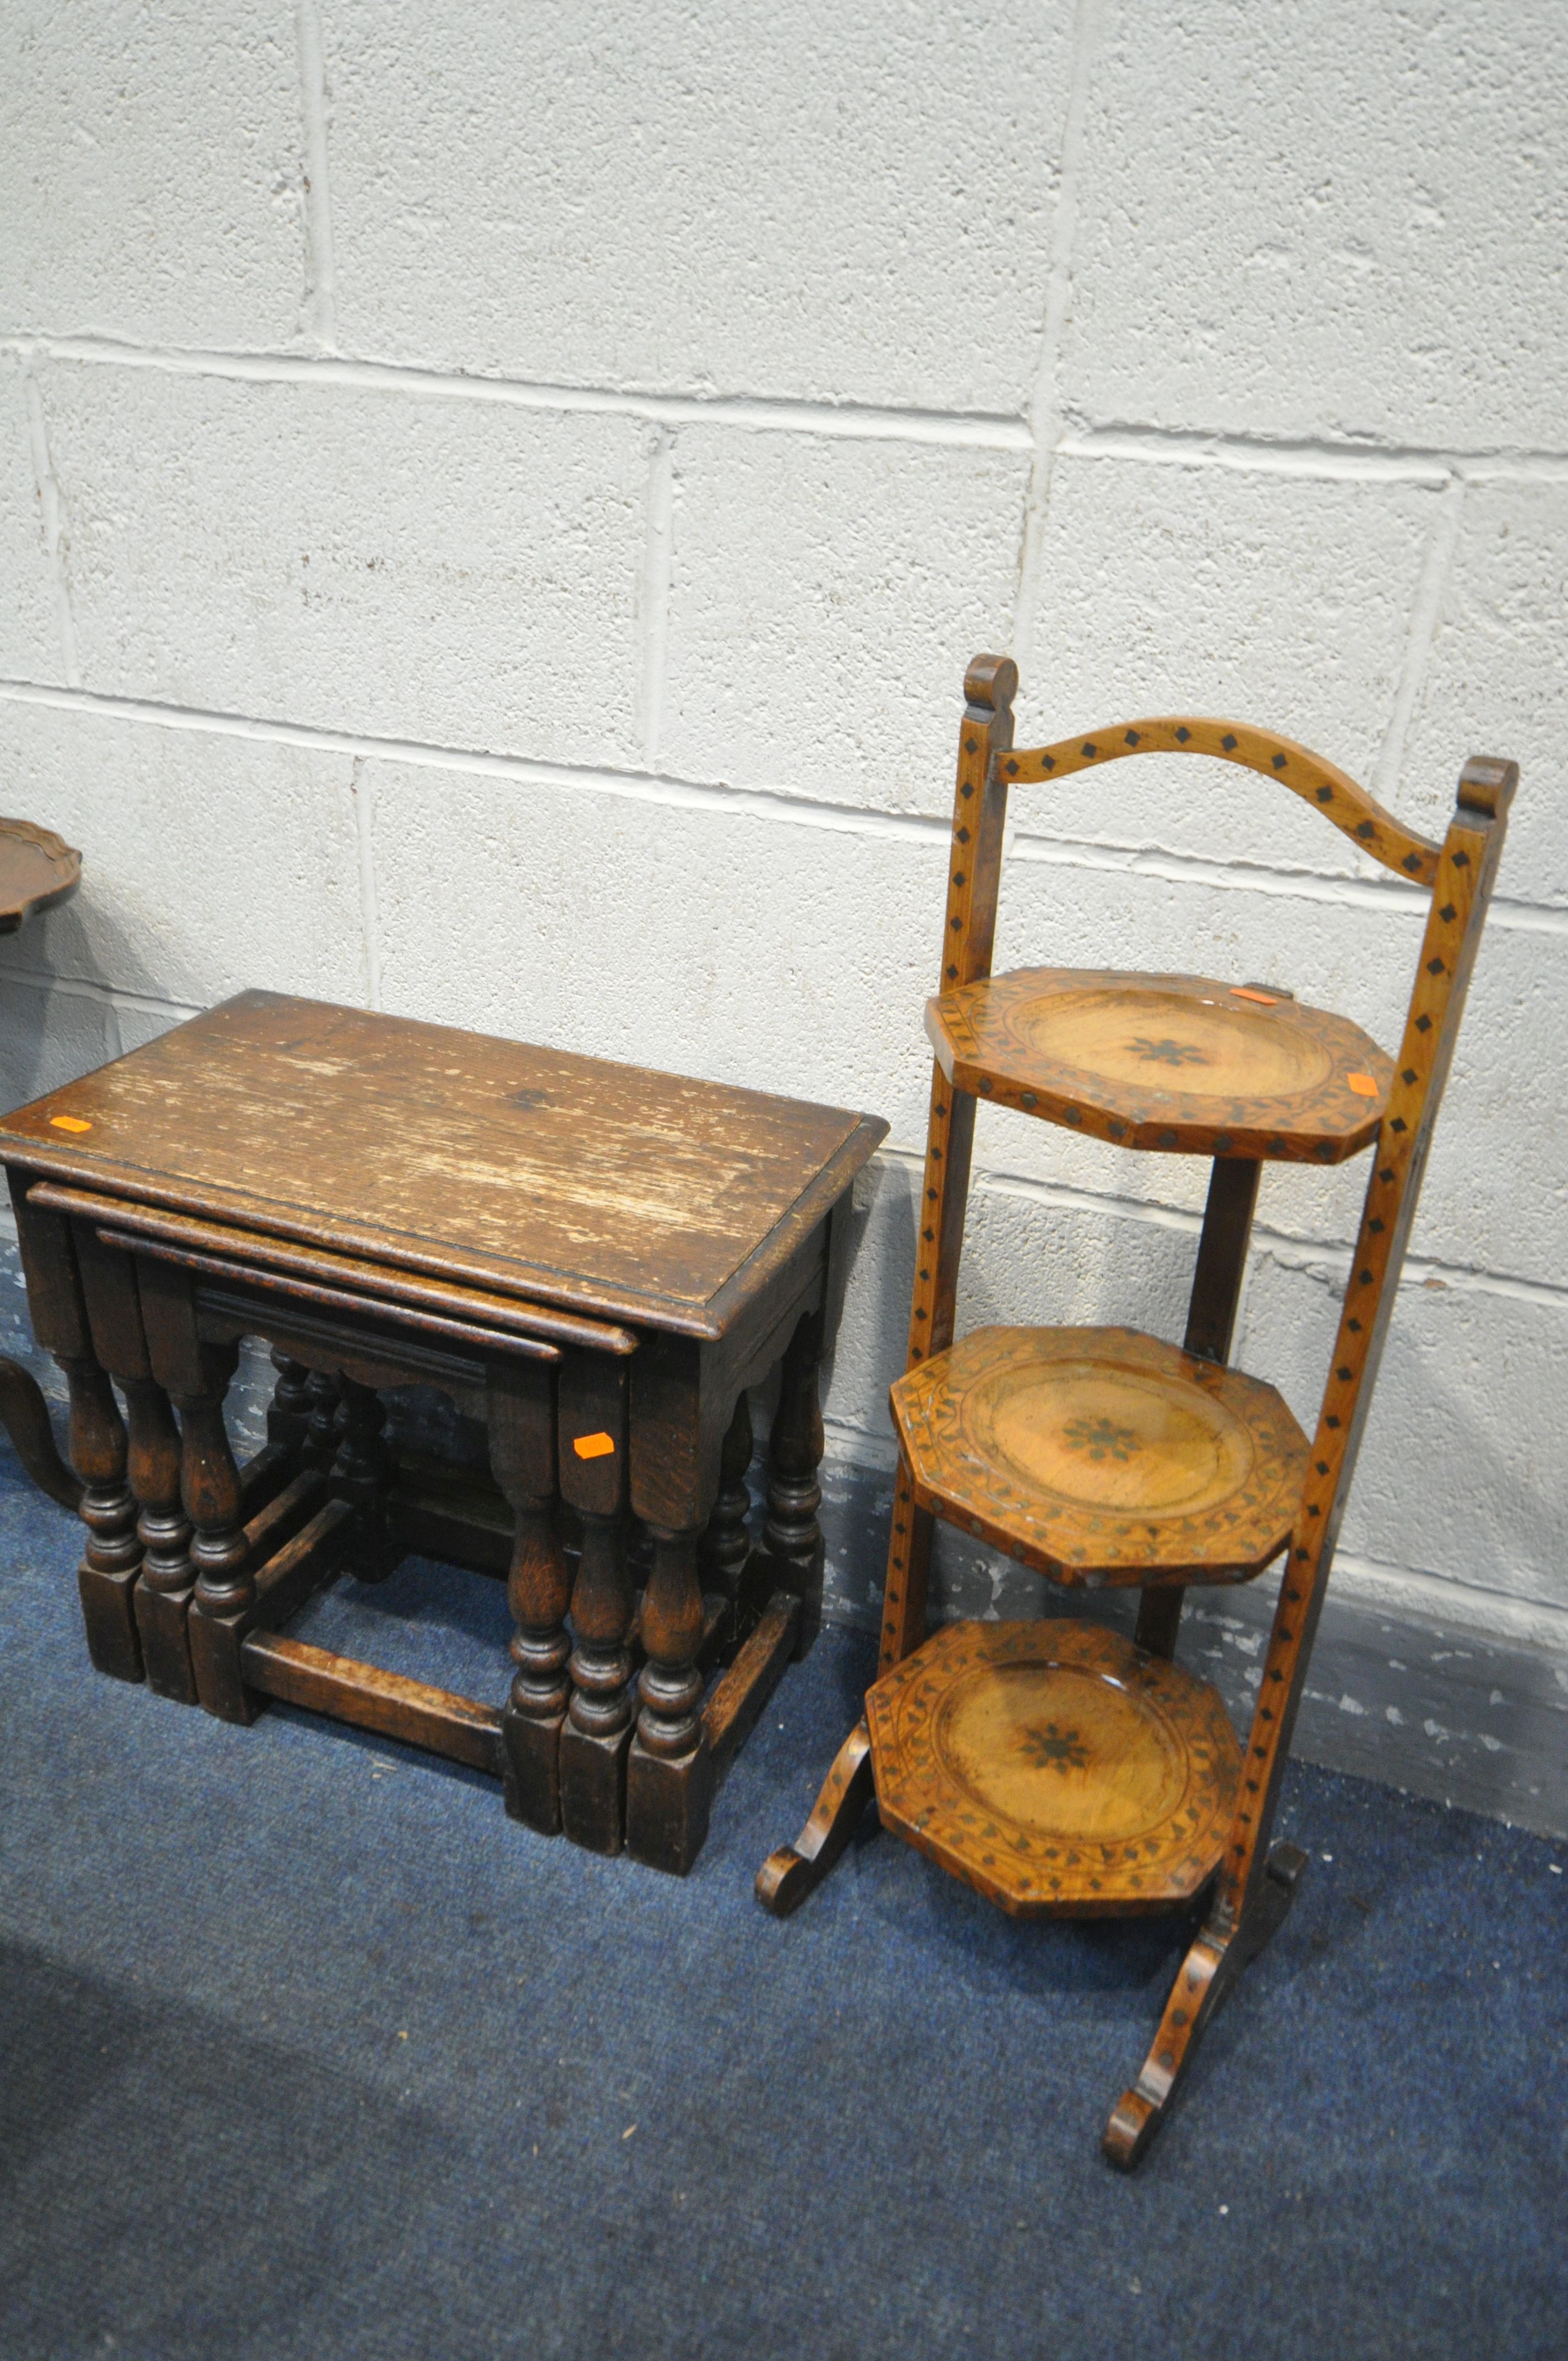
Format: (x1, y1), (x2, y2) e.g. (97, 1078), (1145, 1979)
(3, 2), (1565, 1824)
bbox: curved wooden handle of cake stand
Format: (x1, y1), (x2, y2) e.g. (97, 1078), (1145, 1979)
(755, 1719), (876, 1918)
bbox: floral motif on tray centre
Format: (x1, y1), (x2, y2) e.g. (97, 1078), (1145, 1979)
(1128, 1035), (1208, 1067)
(1061, 1414), (1141, 1462)
(1017, 1721), (1091, 1772)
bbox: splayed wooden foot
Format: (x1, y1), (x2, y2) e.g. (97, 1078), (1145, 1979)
(0, 1354), (80, 1509)
(1103, 1841), (1307, 2170)
(755, 1719), (875, 1919)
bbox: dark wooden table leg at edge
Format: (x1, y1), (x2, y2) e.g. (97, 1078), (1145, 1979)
(558, 1350), (637, 1854)
(7, 1179), (140, 1679)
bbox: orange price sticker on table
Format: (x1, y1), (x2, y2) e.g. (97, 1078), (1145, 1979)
(573, 1431), (616, 1460)
(49, 1115), (92, 1133)
(1346, 1072), (1380, 1098)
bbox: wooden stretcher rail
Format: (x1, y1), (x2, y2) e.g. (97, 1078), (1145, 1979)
(239, 1631), (504, 1774)
(237, 1438), (296, 1519)
(251, 1497), (358, 1630)
(25, 1183), (639, 1356)
(244, 1466), (327, 1563)
(703, 1590), (801, 1785)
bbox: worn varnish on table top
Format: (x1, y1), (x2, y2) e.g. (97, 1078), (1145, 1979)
(0, 993), (886, 1335)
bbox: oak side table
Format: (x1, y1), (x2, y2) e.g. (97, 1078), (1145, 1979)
(0, 991), (886, 1874)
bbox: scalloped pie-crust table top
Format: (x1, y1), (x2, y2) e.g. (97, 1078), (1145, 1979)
(0, 818), (81, 935)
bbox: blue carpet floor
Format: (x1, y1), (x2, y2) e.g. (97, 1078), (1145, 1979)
(1, 1462), (1565, 2361)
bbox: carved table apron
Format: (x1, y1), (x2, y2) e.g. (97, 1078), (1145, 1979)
(0, 991), (886, 1875)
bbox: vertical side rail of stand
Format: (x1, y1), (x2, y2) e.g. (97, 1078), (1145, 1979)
(1135, 1155), (1262, 1660)
(1105, 755), (1517, 2170)
(882, 654), (1016, 1674)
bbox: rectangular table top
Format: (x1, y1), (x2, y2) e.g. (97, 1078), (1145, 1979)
(0, 993), (886, 1337)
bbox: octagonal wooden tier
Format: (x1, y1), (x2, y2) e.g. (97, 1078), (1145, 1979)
(867, 1619), (1241, 1916)
(0, 819), (81, 935)
(927, 967), (1393, 1161)
(892, 1326), (1309, 1586)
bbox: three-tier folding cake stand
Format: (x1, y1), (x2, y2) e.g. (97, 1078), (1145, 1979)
(757, 655), (1516, 2168)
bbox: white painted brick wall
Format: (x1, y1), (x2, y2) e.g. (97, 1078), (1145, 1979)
(2, 2), (1564, 1691)
(658, 428), (1032, 812)
(0, 701), (364, 1005)
(0, 3), (309, 350)
(323, 0), (1076, 410)
(39, 365), (650, 764)
(0, 356), (59, 676)
(1017, 455), (1442, 870)
(1061, 0), (1568, 449)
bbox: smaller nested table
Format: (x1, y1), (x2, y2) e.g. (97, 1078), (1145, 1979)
(0, 818), (83, 1510)
(0, 991), (885, 1874)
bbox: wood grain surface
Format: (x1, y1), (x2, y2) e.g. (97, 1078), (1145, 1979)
(867, 1619), (1240, 1915)
(892, 1324), (1308, 1584)
(239, 1629), (503, 1774)
(0, 993), (886, 1336)
(928, 967), (1393, 1162)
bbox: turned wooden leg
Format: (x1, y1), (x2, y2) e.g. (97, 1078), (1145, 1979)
(61, 1354), (143, 1682)
(560, 1508), (635, 1853)
(626, 1522), (713, 1875)
(330, 1377), (400, 1581)
(68, 1222), (186, 1690)
(554, 1351), (636, 1851)
(301, 1368), (342, 1471)
(765, 1308), (826, 1659)
(702, 1390), (755, 1653)
(0, 1353), (80, 1509)
(6, 1190), (139, 1672)
(183, 1384), (250, 1618)
(489, 1354), (570, 1832)
(172, 1340), (257, 1722)
(1102, 1842), (1306, 2170)
(129, 1259), (254, 1720)
(755, 1719), (876, 1918)
(125, 1376), (198, 1704)
(266, 1353), (313, 1458)
(500, 1494), (571, 1834)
